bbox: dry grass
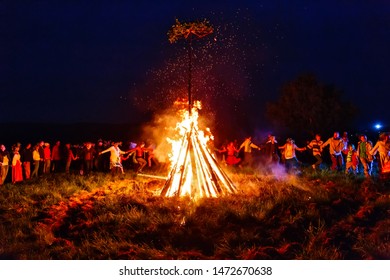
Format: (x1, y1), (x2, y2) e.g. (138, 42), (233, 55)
(0, 167), (389, 260)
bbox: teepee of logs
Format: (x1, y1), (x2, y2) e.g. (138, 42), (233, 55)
(161, 19), (236, 199)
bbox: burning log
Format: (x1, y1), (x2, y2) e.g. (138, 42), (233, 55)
(137, 174), (168, 180)
(161, 105), (236, 199)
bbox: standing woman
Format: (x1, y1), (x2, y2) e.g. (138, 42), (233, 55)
(12, 146), (23, 183)
(278, 138), (306, 173)
(218, 142), (241, 166)
(99, 142), (128, 175)
(0, 144), (11, 185)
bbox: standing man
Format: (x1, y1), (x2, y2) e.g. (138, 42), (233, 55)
(31, 145), (41, 178)
(321, 132), (344, 171)
(341, 132), (349, 168)
(38, 141), (45, 175)
(307, 134), (324, 170)
(64, 143), (78, 174)
(264, 135), (280, 165)
(239, 136), (261, 167)
(43, 143), (51, 174)
(94, 139), (104, 172)
(21, 143), (33, 180)
(357, 134), (374, 178)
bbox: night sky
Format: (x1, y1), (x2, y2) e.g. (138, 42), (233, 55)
(2, 1), (389, 136)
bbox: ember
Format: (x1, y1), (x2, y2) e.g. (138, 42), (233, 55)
(161, 19), (236, 199)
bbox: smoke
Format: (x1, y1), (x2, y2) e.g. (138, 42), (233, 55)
(140, 107), (180, 164)
(267, 163), (289, 180)
(252, 160), (311, 187)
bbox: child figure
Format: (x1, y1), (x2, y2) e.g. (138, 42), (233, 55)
(119, 153), (131, 174)
(345, 144), (359, 175)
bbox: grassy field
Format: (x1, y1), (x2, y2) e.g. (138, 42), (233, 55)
(0, 167), (389, 260)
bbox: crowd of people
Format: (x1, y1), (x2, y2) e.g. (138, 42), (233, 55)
(0, 139), (157, 186)
(216, 131), (390, 178)
(1, 130), (389, 186)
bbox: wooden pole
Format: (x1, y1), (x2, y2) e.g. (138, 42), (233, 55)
(188, 37), (192, 115)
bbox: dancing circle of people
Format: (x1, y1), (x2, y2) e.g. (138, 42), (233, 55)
(1, 131), (390, 186)
(0, 139), (157, 185)
(215, 131), (390, 178)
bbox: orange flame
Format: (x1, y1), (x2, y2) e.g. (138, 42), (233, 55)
(161, 100), (236, 199)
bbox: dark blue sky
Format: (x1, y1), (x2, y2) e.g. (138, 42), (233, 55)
(1, 0), (389, 132)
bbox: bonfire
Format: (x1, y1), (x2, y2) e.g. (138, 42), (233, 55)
(161, 100), (236, 199)
(161, 19), (236, 199)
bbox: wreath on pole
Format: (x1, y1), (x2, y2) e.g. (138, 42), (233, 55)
(168, 19), (214, 43)
(167, 19), (214, 114)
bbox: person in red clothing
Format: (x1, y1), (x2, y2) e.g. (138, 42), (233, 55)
(82, 142), (96, 175)
(218, 142), (241, 166)
(128, 142), (150, 173)
(51, 141), (62, 173)
(43, 143), (51, 174)
(118, 152), (132, 174)
(12, 146), (23, 183)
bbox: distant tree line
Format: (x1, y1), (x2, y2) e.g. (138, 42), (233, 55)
(266, 74), (358, 139)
